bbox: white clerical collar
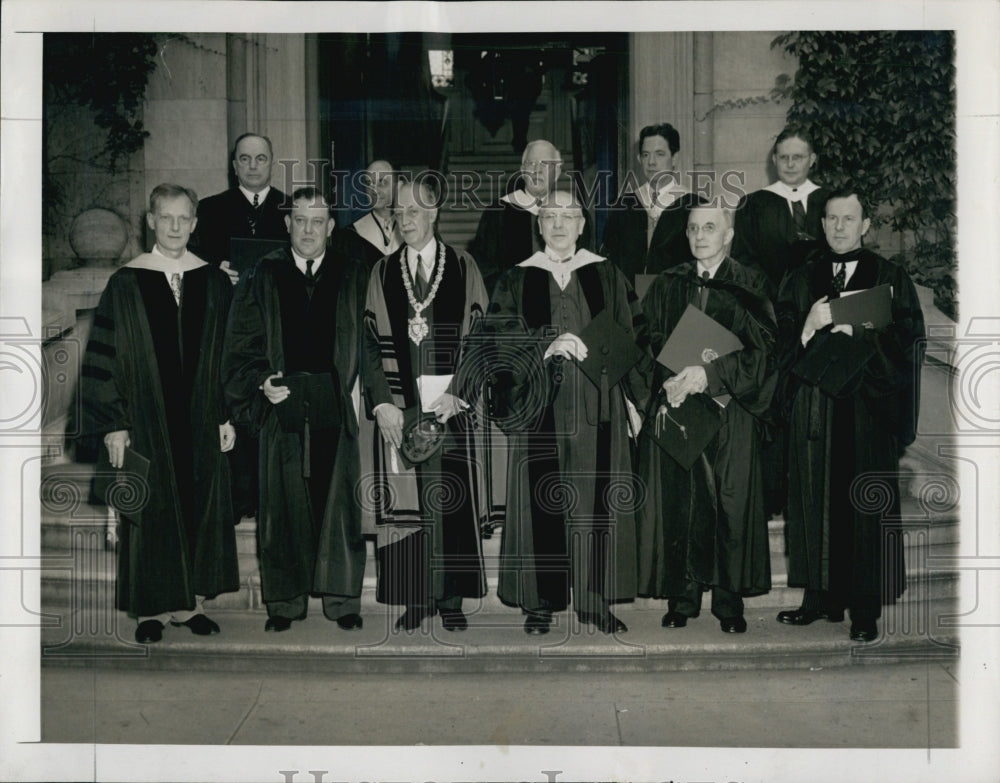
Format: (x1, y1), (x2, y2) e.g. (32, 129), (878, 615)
(764, 179), (819, 206)
(291, 248), (325, 276)
(519, 248), (604, 290)
(407, 237), (437, 278)
(239, 185), (271, 205)
(697, 259), (724, 279)
(501, 188), (543, 215)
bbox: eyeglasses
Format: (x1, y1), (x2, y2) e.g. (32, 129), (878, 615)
(686, 224), (720, 236)
(538, 212), (583, 224)
(523, 160), (560, 173)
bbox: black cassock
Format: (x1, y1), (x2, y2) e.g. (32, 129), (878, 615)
(599, 192), (702, 280)
(636, 258), (776, 599)
(222, 249), (369, 605)
(776, 249), (925, 611)
(81, 264), (238, 617)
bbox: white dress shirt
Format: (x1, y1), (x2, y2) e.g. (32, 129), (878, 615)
(239, 185), (271, 205)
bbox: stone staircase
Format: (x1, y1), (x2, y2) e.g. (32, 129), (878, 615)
(37, 460), (962, 672)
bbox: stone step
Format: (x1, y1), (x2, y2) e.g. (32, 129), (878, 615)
(39, 598), (960, 674)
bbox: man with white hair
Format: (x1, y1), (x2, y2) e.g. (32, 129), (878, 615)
(636, 203), (777, 634)
(468, 139), (563, 295)
(340, 159), (403, 268)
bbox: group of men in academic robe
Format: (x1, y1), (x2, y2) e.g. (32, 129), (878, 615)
(81, 123), (924, 645)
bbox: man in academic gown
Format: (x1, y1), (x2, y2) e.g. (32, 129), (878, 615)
(775, 188), (924, 642)
(636, 204), (777, 634)
(189, 132), (290, 522)
(468, 139), (563, 296)
(222, 186), (369, 632)
(361, 179), (488, 633)
(731, 126), (829, 295)
(336, 159), (403, 269)
(489, 190), (650, 636)
(600, 122), (703, 280)
(81, 183), (239, 644)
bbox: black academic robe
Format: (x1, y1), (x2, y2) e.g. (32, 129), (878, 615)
(489, 258), (650, 613)
(222, 248), (369, 603)
(732, 187), (829, 294)
(776, 249), (925, 606)
(81, 264), (238, 617)
(467, 199), (537, 298)
(190, 187), (289, 267)
(636, 258), (777, 598)
(600, 192), (702, 280)
(361, 242), (489, 606)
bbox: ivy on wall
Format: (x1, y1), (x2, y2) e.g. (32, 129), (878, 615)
(772, 31), (957, 318)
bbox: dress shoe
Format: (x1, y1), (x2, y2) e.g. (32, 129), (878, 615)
(394, 606), (434, 632)
(171, 613), (220, 635)
(720, 615), (748, 634)
(660, 611), (689, 628)
(776, 607), (845, 626)
(524, 611), (552, 635)
(334, 613), (363, 631)
(850, 620), (878, 642)
(439, 609), (468, 632)
(264, 616), (294, 632)
(577, 611), (628, 634)
(135, 619), (163, 644)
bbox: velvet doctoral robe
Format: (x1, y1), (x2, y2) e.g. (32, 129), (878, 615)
(81, 263), (238, 617)
(489, 252), (650, 613)
(467, 198), (539, 298)
(599, 191), (702, 280)
(636, 258), (777, 599)
(361, 241), (489, 606)
(776, 249), (925, 605)
(222, 249), (369, 603)
(189, 187), (290, 267)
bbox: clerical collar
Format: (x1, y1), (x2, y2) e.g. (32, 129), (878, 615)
(239, 185), (271, 205)
(764, 179), (819, 204)
(291, 248), (324, 276)
(501, 189), (543, 215)
(407, 237), (437, 277)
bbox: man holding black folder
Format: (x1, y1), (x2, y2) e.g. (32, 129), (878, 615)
(775, 188), (925, 642)
(223, 187), (369, 632)
(636, 204), (777, 634)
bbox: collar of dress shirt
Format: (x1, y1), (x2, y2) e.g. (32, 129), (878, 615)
(501, 188), (542, 215)
(763, 179), (820, 210)
(637, 179), (686, 214)
(291, 248), (325, 276)
(407, 236), (438, 279)
(832, 258), (860, 286)
(239, 185), (271, 205)
(696, 258), (724, 280)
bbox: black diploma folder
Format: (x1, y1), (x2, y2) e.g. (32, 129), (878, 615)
(228, 237), (287, 273)
(656, 304), (743, 406)
(829, 284), (893, 330)
(576, 308), (644, 389)
(643, 393), (723, 470)
(94, 446), (151, 524)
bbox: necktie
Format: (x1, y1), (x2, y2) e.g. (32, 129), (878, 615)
(169, 272), (182, 305)
(791, 198), (808, 237)
(249, 193), (260, 236)
(832, 262), (846, 293)
(305, 258), (315, 283)
(699, 270), (710, 310)
(415, 253), (429, 299)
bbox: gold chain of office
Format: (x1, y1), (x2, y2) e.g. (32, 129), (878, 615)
(400, 241), (447, 346)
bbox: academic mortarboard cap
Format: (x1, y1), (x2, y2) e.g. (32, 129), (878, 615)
(272, 372), (340, 432)
(398, 406), (448, 469)
(830, 284), (893, 330)
(792, 330), (876, 397)
(94, 446), (151, 525)
(634, 274), (658, 302)
(642, 393), (723, 470)
(576, 308), (643, 389)
(228, 237), (288, 273)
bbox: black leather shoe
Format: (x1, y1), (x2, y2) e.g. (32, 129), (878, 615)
(720, 615), (748, 633)
(440, 609), (468, 632)
(264, 616), (293, 632)
(661, 611), (689, 628)
(335, 613), (363, 631)
(395, 607), (434, 632)
(524, 611), (551, 635)
(595, 611), (627, 635)
(171, 613), (220, 635)
(850, 620), (878, 642)
(776, 607), (845, 625)
(135, 619), (163, 644)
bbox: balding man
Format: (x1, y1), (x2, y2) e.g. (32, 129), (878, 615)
(468, 139), (563, 295)
(339, 159), (403, 268)
(636, 204), (777, 634)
